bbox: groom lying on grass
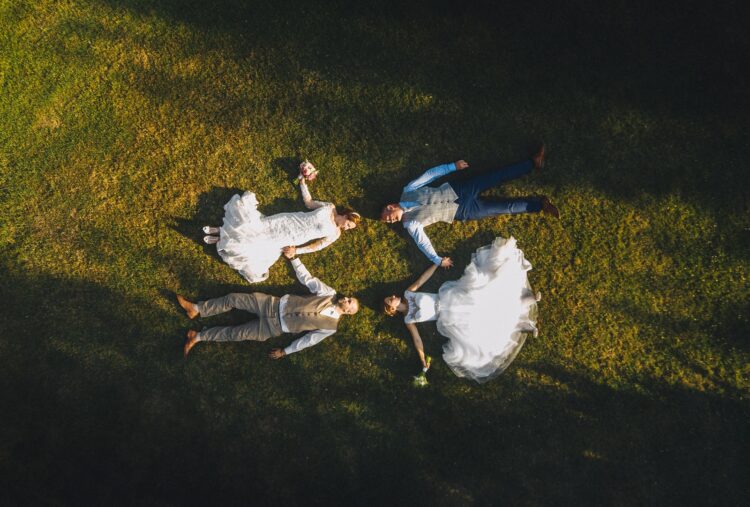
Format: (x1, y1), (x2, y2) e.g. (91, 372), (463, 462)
(381, 146), (558, 267)
(177, 248), (359, 359)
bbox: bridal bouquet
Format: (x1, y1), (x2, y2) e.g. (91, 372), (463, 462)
(412, 372), (429, 388)
(412, 356), (432, 388)
(296, 160), (318, 184)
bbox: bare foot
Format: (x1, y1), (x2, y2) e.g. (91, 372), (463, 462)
(176, 294), (199, 319)
(184, 329), (199, 358)
(540, 196), (560, 218)
(532, 144), (545, 170)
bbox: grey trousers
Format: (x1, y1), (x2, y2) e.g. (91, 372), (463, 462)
(196, 293), (282, 343)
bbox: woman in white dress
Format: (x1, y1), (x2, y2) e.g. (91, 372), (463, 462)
(383, 237), (540, 383)
(202, 180), (360, 283)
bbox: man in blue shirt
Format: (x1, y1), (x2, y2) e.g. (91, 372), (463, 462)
(380, 147), (557, 267)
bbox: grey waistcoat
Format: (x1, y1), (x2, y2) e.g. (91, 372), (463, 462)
(282, 295), (339, 332)
(400, 183), (459, 226)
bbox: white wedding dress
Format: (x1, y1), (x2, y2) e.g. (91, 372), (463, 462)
(216, 191), (340, 283)
(404, 237), (539, 383)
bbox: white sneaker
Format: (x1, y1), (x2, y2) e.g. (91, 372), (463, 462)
(202, 226), (220, 234)
(203, 235), (219, 244)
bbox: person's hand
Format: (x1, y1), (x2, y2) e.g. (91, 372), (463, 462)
(269, 348), (286, 360)
(282, 246), (297, 259)
(455, 160), (469, 170)
(422, 356), (432, 372)
(440, 257), (454, 268)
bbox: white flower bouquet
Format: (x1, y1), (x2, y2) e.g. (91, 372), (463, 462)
(296, 160), (318, 184)
(412, 372), (429, 387)
(411, 356), (432, 388)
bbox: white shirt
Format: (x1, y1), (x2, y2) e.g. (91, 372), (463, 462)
(279, 258), (340, 355)
(399, 162), (457, 265)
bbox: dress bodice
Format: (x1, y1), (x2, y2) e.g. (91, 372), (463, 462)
(404, 290), (440, 324)
(262, 203), (338, 245)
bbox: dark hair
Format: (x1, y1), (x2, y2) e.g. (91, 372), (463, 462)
(383, 296), (398, 316)
(380, 204), (399, 221)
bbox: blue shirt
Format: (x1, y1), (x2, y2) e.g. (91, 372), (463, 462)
(399, 162), (457, 265)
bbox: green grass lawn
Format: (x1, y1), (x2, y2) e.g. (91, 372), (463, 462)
(1, 0), (748, 504)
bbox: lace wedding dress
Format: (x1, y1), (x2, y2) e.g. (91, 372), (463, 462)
(216, 191), (340, 283)
(404, 236), (539, 383)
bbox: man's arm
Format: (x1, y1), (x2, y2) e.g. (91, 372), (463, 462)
(269, 329), (336, 358)
(288, 257), (336, 296)
(404, 222), (443, 266)
(402, 160), (467, 193)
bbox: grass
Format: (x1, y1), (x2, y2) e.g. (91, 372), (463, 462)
(1, 0), (748, 504)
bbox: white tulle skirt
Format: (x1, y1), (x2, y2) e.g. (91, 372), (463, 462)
(437, 236), (539, 383)
(216, 192), (277, 283)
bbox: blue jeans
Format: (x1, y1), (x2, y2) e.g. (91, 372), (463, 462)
(451, 159), (541, 220)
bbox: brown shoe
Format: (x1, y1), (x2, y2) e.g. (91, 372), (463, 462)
(532, 144), (546, 170)
(176, 294), (199, 319)
(184, 330), (199, 358)
(540, 196), (559, 218)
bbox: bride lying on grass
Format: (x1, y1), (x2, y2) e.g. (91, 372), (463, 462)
(384, 237), (540, 383)
(203, 162), (360, 283)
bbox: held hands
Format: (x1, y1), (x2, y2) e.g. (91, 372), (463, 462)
(269, 348), (286, 360)
(440, 257), (454, 269)
(455, 160), (469, 170)
(282, 246), (297, 259)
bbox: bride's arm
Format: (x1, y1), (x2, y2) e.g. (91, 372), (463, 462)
(299, 180), (329, 210)
(405, 323), (428, 370)
(296, 229), (341, 255)
(406, 262), (441, 292)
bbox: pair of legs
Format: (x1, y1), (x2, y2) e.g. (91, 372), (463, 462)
(451, 152), (558, 220)
(177, 293), (282, 357)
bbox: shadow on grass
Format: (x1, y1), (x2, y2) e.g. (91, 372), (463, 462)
(272, 156), (301, 181)
(1, 265), (747, 504)
(89, 0), (748, 269)
(168, 185), (243, 255)
(95, 0), (749, 112)
(0, 267), (204, 504)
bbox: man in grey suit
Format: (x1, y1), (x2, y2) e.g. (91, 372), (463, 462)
(177, 250), (359, 359)
(380, 147), (558, 267)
